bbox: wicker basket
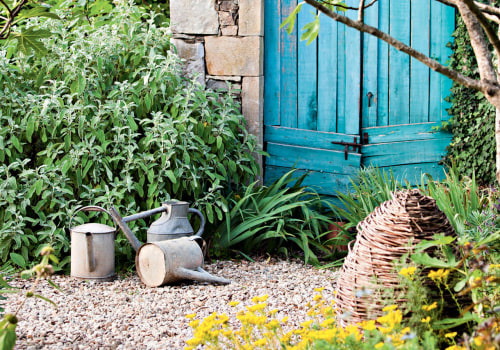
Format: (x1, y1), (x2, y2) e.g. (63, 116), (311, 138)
(334, 189), (456, 325)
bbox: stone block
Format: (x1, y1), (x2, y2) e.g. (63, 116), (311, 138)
(239, 0), (264, 36)
(218, 11), (236, 26)
(242, 76), (263, 145)
(171, 38), (206, 86)
(171, 0), (219, 35)
(219, 1), (238, 12)
(205, 36), (263, 76)
(221, 25), (238, 36)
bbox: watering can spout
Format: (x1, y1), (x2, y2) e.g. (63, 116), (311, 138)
(109, 206), (142, 251)
(177, 267), (231, 285)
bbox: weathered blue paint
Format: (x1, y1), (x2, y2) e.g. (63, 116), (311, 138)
(264, 0), (456, 196)
(264, 0), (281, 125)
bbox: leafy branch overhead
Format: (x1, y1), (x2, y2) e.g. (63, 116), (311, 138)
(282, 0), (500, 185)
(0, 0), (61, 55)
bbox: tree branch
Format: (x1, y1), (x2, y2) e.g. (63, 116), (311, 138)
(461, 0), (500, 64)
(319, 0), (377, 12)
(436, 0), (500, 20)
(303, 0), (496, 95)
(358, 0), (365, 22)
(455, 1), (498, 84)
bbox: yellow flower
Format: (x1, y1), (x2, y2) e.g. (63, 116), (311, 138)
(228, 301), (240, 307)
(185, 313), (196, 319)
(445, 332), (457, 338)
(300, 320), (314, 328)
(473, 336), (483, 346)
(422, 302), (438, 311)
(399, 266), (417, 279)
(246, 303), (267, 312)
(428, 269), (450, 283)
(358, 320), (376, 331)
(252, 295), (269, 303)
(445, 346), (466, 350)
(375, 342), (385, 349)
(313, 294), (323, 301)
(470, 276), (482, 288)
(188, 319), (200, 328)
(253, 338), (267, 347)
(382, 304), (398, 312)
(421, 316), (431, 323)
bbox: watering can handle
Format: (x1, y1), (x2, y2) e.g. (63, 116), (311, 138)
(69, 206), (117, 232)
(188, 208), (205, 237)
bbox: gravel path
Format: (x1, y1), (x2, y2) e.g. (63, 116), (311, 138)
(4, 258), (339, 349)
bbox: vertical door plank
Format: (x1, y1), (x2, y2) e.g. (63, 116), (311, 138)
(318, 18), (338, 132)
(280, 0), (298, 128)
(264, 0), (281, 126)
(298, 4), (318, 130)
(410, 0), (430, 123)
(377, 0), (390, 127)
(362, 0), (379, 128)
(344, 0), (361, 135)
(429, 1), (442, 122)
(389, 0), (410, 125)
(440, 4), (455, 121)
(337, 12), (346, 133)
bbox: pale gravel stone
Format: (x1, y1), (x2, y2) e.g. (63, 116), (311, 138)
(5, 258), (338, 349)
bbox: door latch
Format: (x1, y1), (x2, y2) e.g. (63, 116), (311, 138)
(331, 137), (361, 160)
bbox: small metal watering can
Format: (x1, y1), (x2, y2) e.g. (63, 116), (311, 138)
(109, 202), (230, 286)
(69, 206), (117, 281)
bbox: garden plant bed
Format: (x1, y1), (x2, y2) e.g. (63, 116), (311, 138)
(4, 258), (337, 349)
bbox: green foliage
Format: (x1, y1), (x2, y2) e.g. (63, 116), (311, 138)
(215, 170), (333, 265)
(333, 166), (487, 241)
(0, 246), (59, 350)
(416, 169), (486, 236)
(0, 3), (259, 270)
(445, 9), (497, 185)
(332, 167), (402, 236)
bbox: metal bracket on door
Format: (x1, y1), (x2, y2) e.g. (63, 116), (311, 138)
(331, 137), (362, 160)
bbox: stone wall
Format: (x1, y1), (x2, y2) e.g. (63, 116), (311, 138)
(170, 0), (264, 154)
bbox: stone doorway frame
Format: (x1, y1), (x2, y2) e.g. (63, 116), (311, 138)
(170, 0), (265, 160)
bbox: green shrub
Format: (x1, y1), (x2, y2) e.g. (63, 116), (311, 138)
(0, 3), (259, 269)
(214, 170), (333, 265)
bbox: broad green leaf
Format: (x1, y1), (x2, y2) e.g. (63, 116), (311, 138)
(26, 117), (35, 142)
(9, 253), (26, 268)
(0, 325), (17, 350)
(300, 13), (320, 45)
(35, 179), (44, 196)
(12, 27), (52, 56)
(280, 3), (304, 35)
(18, 6), (61, 20)
(70, 74), (86, 95)
(10, 136), (22, 153)
(165, 170), (176, 184)
(432, 312), (476, 330)
(411, 252), (456, 268)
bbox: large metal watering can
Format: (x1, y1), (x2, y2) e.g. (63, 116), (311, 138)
(109, 202), (230, 286)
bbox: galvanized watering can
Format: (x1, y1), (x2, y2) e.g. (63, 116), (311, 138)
(109, 201), (205, 251)
(69, 206), (117, 281)
(109, 202), (230, 286)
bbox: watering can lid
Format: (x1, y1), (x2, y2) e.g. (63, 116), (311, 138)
(71, 223), (116, 234)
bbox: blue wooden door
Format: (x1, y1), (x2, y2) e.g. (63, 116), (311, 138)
(264, 0), (455, 194)
(361, 0), (454, 183)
